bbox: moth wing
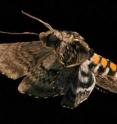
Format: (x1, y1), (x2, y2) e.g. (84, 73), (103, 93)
(96, 74), (117, 93)
(61, 63), (96, 109)
(18, 51), (65, 98)
(0, 41), (53, 79)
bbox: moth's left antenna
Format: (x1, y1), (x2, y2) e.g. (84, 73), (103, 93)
(21, 11), (54, 31)
(0, 31), (39, 36)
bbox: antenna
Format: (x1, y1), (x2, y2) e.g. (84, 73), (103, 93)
(0, 31), (38, 36)
(21, 11), (54, 31)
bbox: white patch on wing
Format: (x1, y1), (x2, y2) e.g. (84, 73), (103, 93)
(76, 73), (96, 93)
(76, 73), (96, 105)
(86, 73), (96, 91)
(80, 60), (89, 74)
(78, 70), (89, 84)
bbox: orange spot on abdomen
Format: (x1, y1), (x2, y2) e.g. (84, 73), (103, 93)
(101, 57), (108, 68)
(91, 53), (100, 65)
(90, 53), (117, 72)
(110, 62), (117, 71)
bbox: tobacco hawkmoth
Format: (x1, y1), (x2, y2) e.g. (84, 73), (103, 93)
(0, 11), (116, 109)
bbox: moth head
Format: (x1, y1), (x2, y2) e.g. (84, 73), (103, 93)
(22, 11), (90, 51)
(39, 30), (62, 48)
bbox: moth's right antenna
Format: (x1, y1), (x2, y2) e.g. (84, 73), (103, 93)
(21, 11), (54, 31)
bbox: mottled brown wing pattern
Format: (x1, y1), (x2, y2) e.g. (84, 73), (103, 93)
(0, 40), (66, 98)
(0, 41), (53, 79)
(96, 74), (117, 93)
(18, 50), (65, 98)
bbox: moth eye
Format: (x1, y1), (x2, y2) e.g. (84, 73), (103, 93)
(46, 34), (59, 47)
(48, 34), (58, 41)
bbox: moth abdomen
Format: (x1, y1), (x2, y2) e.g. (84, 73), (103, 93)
(89, 53), (117, 77)
(88, 53), (117, 93)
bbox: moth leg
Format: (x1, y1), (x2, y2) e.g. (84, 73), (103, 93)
(66, 63), (80, 68)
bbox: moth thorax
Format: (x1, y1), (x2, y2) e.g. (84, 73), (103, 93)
(58, 41), (78, 65)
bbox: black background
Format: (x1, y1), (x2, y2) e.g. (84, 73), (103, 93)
(0, 0), (115, 124)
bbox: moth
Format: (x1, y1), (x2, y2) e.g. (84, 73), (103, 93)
(0, 11), (117, 109)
